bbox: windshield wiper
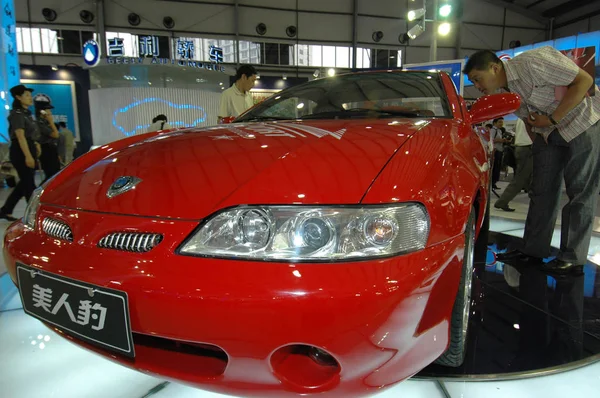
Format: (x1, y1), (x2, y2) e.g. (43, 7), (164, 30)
(238, 116), (290, 122)
(344, 108), (424, 117)
(298, 108), (424, 120)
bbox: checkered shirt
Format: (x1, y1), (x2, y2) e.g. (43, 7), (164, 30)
(503, 46), (600, 142)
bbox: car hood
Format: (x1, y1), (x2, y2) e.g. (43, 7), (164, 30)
(43, 120), (431, 219)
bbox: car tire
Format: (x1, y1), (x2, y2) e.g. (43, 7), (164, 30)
(434, 207), (476, 367)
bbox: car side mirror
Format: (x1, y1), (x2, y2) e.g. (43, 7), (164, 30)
(469, 93), (521, 124)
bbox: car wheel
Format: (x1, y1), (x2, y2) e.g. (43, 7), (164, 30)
(434, 207), (476, 367)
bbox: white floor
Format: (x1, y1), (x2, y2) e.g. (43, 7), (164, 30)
(1, 183), (600, 398)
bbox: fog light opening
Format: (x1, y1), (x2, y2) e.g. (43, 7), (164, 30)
(270, 344), (341, 392)
(309, 346), (338, 367)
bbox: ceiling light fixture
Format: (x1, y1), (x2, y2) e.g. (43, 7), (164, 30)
(79, 10), (95, 24)
(128, 13), (141, 26)
(438, 22), (451, 36)
(372, 31), (384, 42)
(163, 16), (175, 29)
(407, 8), (425, 21)
(42, 8), (57, 22)
(407, 24), (425, 40)
(256, 23), (267, 36)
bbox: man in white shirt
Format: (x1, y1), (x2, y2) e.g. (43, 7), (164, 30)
(494, 118), (532, 211)
(490, 117), (511, 190)
(57, 122), (76, 165)
(218, 65), (257, 123)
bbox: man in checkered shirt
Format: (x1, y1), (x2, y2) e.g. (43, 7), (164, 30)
(464, 46), (600, 274)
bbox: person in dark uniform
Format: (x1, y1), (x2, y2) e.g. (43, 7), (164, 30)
(0, 84), (39, 221)
(34, 98), (60, 183)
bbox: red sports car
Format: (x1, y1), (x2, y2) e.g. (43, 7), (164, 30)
(4, 71), (519, 397)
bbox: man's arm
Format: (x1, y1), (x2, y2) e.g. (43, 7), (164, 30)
(525, 47), (595, 127)
(551, 68), (594, 122)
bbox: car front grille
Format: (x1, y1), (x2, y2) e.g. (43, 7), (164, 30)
(42, 217), (74, 242)
(98, 232), (163, 253)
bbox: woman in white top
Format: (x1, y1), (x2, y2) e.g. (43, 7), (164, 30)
(147, 114), (171, 132)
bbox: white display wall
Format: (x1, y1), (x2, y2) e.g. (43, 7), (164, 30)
(89, 87), (221, 146)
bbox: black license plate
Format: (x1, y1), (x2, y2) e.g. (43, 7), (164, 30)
(17, 263), (135, 358)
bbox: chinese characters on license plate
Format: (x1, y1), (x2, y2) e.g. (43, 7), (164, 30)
(32, 284), (108, 330)
(17, 264), (135, 358)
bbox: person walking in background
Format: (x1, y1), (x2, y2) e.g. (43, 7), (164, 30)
(494, 118), (533, 212)
(218, 64), (257, 124)
(0, 85), (39, 221)
(57, 122), (75, 166)
(34, 99), (61, 183)
(490, 117), (511, 190)
(147, 114), (171, 132)
(465, 46), (600, 274)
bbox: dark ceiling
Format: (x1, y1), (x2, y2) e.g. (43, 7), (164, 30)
(502, 0), (598, 25)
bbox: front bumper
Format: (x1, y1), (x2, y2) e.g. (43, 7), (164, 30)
(4, 204), (464, 397)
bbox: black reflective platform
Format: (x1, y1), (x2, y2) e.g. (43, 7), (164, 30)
(418, 231), (600, 380)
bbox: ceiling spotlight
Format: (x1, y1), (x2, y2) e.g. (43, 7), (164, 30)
(438, 22), (451, 36)
(398, 33), (410, 45)
(327, 68), (336, 77)
(128, 13), (141, 26)
(372, 31), (384, 42)
(407, 8), (425, 21)
(163, 16), (175, 29)
(282, 74), (287, 80)
(79, 10), (94, 24)
(509, 40), (522, 49)
(42, 8), (57, 22)
(313, 69), (320, 78)
(256, 23), (267, 36)
(286, 25), (297, 38)
(407, 24), (425, 40)
(256, 74), (261, 79)
(439, 4), (452, 18)
(51, 65), (58, 71)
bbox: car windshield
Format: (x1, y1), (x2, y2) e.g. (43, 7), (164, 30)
(236, 71), (452, 122)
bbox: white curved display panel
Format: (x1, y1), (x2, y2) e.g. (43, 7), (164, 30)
(89, 87), (222, 146)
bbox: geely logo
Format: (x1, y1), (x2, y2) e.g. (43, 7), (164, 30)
(107, 176), (142, 198)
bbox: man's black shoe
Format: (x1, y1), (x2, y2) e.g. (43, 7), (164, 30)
(493, 185), (500, 190)
(0, 212), (17, 221)
(496, 250), (543, 265)
(494, 203), (516, 212)
(541, 259), (583, 275)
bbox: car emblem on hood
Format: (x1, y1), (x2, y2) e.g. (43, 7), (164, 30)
(107, 176), (142, 198)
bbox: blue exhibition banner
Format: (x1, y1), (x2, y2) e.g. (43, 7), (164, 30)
(0, 0), (19, 143)
(403, 60), (464, 95)
(21, 80), (79, 140)
(464, 30), (600, 87)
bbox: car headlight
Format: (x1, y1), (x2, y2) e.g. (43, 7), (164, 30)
(179, 204), (430, 261)
(23, 187), (43, 229)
